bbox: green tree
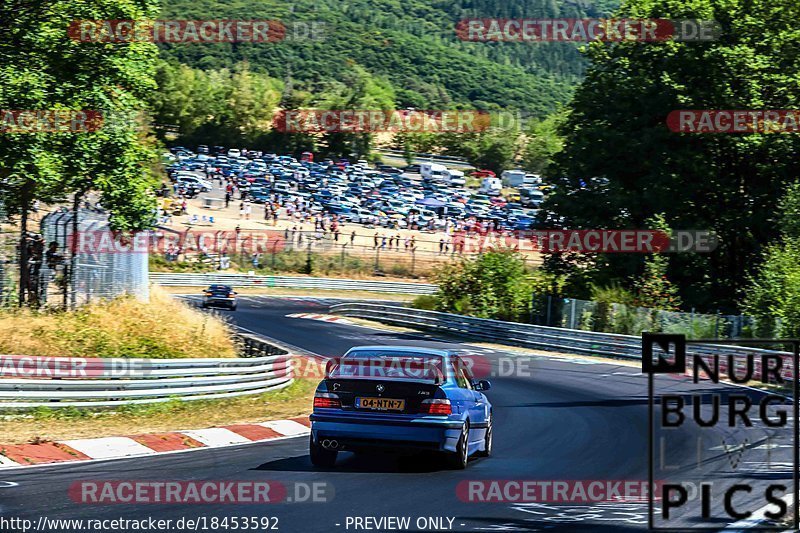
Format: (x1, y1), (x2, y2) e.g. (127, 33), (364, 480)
(633, 255), (682, 311)
(521, 112), (565, 175)
(313, 65), (396, 158)
(151, 62), (282, 149)
(745, 183), (800, 337)
(433, 250), (534, 322)
(544, 0), (800, 312)
(0, 0), (162, 303)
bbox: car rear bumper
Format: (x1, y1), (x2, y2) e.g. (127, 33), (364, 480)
(310, 412), (463, 453)
(203, 298), (236, 308)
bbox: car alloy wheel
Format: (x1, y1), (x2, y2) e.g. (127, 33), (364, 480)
(448, 421), (469, 469)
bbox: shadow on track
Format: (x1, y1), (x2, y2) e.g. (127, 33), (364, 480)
(253, 450), (486, 474)
(499, 397), (650, 408)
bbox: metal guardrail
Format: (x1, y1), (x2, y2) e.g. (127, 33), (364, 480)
(150, 273), (437, 295)
(329, 303), (795, 372)
(0, 334), (294, 409)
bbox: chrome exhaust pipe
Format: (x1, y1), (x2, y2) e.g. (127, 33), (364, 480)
(321, 439), (339, 449)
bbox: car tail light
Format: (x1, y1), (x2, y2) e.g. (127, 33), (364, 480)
(420, 399), (451, 415)
(313, 392), (341, 409)
(228, 293), (236, 298)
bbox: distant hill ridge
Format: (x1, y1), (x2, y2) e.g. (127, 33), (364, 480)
(159, 0), (621, 115)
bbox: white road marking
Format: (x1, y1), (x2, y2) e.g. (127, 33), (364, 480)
(61, 437), (157, 459)
(180, 428), (252, 447)
(260, 420), (310, 437)
(511, 502), (652, 525)
(0, 456), (20, 468)
(753, 443), (793, 450)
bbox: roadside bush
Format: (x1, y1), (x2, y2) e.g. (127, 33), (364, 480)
(588, 283), (633, 332)
(411, 294), (438, 311)
(744, 184), (800, 337)
(433, 249), (534, 322)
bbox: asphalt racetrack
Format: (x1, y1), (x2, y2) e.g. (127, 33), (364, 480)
(0, 295), (794, 532)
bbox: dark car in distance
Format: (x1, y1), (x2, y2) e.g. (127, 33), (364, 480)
(201, 285), (238, 310)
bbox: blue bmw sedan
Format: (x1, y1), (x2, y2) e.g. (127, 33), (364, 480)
(309, 346), (492, 469)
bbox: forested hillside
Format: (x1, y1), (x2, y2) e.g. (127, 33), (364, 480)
(159, 0), (620, 114)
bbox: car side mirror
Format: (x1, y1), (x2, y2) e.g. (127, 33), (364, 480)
(474, 380), (491, 392)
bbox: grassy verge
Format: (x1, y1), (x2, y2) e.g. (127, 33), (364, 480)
(0, 286), (237, 359)
(0, 380), (316, 444)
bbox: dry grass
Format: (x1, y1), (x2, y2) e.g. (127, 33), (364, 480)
(0, 286), (237, 359)
(0, 380), (316, 444)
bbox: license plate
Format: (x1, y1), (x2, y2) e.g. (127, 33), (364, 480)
(356, 397), (405, 411)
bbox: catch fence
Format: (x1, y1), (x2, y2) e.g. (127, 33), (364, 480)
(38, 209), (149, 307)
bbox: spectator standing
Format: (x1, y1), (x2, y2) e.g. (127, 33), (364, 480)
(219, 253), (231, 270)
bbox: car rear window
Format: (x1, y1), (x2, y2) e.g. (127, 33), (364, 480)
(208, 286), (232, 294)
(329, 351), (445, 382)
